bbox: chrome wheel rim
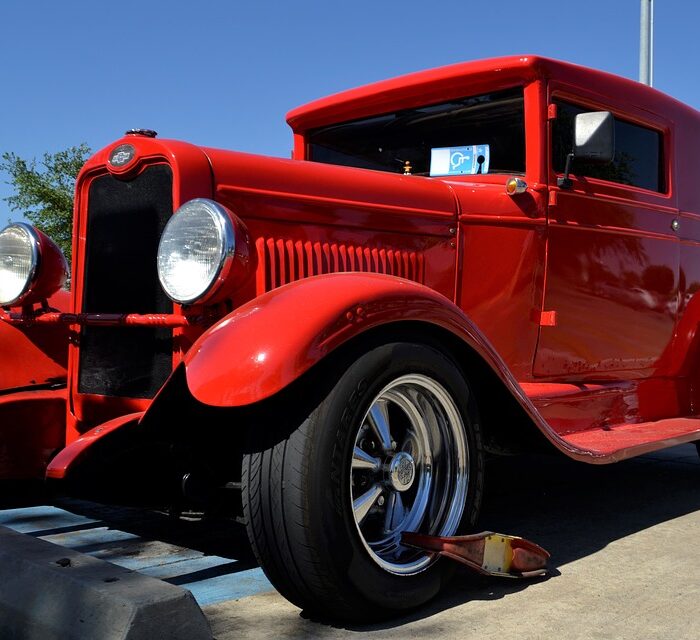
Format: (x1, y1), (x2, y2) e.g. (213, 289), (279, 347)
(349, 373), (469, 574)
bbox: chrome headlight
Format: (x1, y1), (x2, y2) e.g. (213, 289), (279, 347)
(0, 224), (39, 306)
(157, 199), (249, 305)
(0, 222), (68, 307)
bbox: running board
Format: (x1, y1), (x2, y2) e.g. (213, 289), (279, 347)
(560, 417), (700, 463)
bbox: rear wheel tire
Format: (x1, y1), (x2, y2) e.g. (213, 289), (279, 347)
(242, 341), (484, 621)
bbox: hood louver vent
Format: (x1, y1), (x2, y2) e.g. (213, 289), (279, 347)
(256, 237), (424, 292)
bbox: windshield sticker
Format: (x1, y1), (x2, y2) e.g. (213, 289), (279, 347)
(430, 144), (490, 176)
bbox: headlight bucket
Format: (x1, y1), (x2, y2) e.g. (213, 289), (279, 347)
(0, 223), (69, 308)
(157, 199), (251, 305)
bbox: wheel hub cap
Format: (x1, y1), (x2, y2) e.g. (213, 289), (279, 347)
(349, 373), (470, 575)
(389, 452), (415, 492)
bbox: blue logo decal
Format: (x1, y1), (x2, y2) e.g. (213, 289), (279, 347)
(430, 144), (490, 176)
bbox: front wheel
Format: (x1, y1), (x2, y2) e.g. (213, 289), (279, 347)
(242, 342), (484, 621)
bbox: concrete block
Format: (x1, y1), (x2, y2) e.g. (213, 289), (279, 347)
(0, 525), (212, 640)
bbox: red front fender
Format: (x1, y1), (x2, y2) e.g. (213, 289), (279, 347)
(0, 289), (69, 393)
(184, 273), (515, 407)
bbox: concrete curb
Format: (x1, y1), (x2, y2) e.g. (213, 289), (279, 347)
(0, 525), (212, 640)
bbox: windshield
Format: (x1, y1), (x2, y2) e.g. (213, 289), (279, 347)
(307, 87), (525, 176)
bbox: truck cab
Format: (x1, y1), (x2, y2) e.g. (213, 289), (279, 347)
(1, 55), (699, 621)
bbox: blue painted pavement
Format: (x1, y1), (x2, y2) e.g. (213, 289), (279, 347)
(0, 504), (273, 607)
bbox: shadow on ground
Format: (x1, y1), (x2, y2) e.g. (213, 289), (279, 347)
(335, 443), (700, 631)
(3, 443), (699, 632)
(56, 499), (257, 564)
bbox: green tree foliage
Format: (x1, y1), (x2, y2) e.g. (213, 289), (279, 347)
(0, 143), (91, 264)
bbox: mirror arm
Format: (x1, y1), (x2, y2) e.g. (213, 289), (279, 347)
(557, 152), (574, 189)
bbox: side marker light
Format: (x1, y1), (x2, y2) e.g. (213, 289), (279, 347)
(506, 178), (528, 196)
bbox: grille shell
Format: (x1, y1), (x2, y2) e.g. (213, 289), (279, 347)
(78, 165), (174, 398)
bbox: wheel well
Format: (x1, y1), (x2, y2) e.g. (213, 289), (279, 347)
(312, 321), (554, 457)
(171, 320), (553, 461)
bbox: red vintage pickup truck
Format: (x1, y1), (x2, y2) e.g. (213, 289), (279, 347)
(1, 55), (699, 620)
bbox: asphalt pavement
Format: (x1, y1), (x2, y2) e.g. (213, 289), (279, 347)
(206, 443), (700, 639)
(2, 443), (698, 639)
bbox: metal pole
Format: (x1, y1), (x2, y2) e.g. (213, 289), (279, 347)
(639, 0), (653, 86)
(650, 0), (654, 86)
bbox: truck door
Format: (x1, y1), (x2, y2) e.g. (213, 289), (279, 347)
(534, 91), (678, 379)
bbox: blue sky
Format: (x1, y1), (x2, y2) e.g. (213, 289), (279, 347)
(1, 0), (698, 222)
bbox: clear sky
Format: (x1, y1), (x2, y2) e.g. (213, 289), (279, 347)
(1, 0), (698, 222)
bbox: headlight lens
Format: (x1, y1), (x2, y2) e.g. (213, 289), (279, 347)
(0, 224), (39, 306)
(157, 199), (234, 304)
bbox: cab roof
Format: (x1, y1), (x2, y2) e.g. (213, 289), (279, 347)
(286, 55), (698, 133)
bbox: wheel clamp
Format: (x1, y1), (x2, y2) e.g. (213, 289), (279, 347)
(402, 531), (550, 578)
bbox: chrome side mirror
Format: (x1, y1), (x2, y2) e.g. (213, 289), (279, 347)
(558, 111), (615, 188)
(574, 111), (615, 163)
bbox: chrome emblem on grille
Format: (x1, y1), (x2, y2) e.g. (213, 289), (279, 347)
(109, 144), (136, 168)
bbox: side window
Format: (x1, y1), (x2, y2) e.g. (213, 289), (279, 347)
(553, 100), (665, 192)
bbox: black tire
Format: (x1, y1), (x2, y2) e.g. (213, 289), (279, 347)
(242, 341), (484, 621)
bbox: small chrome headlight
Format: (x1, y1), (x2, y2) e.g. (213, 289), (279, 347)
(157, 199), (249, 305)
(0, 224), (39, 306)
(0, 223), (68, 308)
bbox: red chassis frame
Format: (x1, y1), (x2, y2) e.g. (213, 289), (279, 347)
(2, 55), (700, 483)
